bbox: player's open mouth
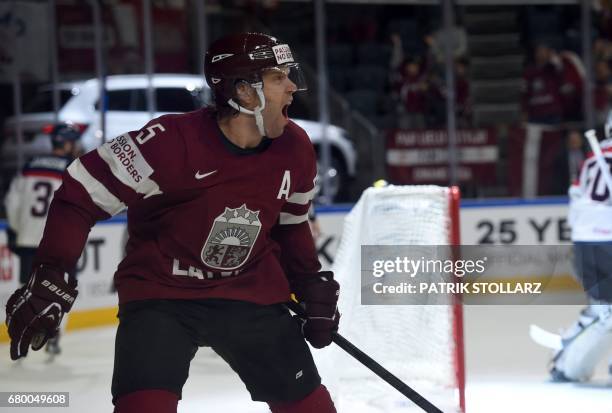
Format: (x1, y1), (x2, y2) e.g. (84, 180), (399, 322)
(282, 104), (289, 119)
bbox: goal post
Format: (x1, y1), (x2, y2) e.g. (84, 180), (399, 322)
(449, 186), (466, 413)
(319, 185), (465, 413)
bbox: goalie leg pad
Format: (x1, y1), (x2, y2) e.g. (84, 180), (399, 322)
(573, 243), (612, 302)
(552, 304), (612, 381)
(268, 384), (336, 413)
(113, 390), (178, 413)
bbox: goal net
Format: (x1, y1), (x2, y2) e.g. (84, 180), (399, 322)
(317, 185), (465, 413)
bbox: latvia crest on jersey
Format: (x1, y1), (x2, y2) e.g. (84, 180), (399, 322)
(201, 204), (262, 270)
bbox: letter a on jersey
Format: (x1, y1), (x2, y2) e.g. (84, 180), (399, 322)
(277, 170), (291, 200)
(201, 204), (262, 270)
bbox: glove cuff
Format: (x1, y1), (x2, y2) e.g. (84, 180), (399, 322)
(290, 271), (338, 302)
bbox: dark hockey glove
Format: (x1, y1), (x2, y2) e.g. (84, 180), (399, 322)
(5, 265), (77, 360)
(291, 271), (340, 349)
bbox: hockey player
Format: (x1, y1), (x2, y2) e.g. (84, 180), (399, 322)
(4, 123), (81, 357)
(4, 33), (339, 413)
(549, 112), (612, 381)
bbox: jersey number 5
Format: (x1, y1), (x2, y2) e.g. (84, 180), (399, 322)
(135, 123), (166, 145)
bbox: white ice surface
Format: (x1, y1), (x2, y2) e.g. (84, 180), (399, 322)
(1, 297), (611, 412)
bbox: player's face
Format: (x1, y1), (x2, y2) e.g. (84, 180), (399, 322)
(261, 66), (297, 138)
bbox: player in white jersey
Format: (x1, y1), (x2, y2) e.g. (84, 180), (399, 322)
(549, 112), (612, 381)
(4, 123), (80, 356)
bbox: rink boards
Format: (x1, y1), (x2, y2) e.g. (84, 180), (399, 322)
(0, 197), (578, 341)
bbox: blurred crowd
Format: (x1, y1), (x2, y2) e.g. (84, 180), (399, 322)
(4, 2), (612, 201)
(520, 40), (612, 126)
(389, 26), (471, 130)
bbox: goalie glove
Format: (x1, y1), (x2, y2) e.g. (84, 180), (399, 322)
(5, 265), (78, 360)
(291, 271), (340, 349)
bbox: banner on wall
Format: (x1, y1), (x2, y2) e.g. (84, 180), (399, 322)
(386, 129), (499, 185)
(460, 201), (573, 281)
(0, 198), (576, 316)
(507, 125), (569, 197)
(0, 221), (125, 313)
(314, 200), (573, 280)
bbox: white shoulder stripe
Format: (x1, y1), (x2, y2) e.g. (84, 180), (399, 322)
(287, 186), (316, 205)
(67, 159), (126, 216)
(279, 211), (309, 225)
(97, 134), (162, 198)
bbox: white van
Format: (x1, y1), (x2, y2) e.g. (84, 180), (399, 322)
(3, 74), (357, 200)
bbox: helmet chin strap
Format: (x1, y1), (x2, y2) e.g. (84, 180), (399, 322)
(228, 83), (267, 136)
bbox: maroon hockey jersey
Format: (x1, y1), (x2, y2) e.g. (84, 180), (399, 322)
(35, 108), (321, 305)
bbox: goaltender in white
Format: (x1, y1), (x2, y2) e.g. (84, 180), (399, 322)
(546, 118), (612, 382)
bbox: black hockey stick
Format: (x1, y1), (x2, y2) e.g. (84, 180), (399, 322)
(286, 301), (444, 413)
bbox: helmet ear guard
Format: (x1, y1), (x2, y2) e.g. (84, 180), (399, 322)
(228, 82), (267, 136)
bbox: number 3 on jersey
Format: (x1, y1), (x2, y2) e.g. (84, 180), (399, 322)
(31, 181), (53, 217)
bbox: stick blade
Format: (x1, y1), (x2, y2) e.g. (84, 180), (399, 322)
(529, 324), (562, 350)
